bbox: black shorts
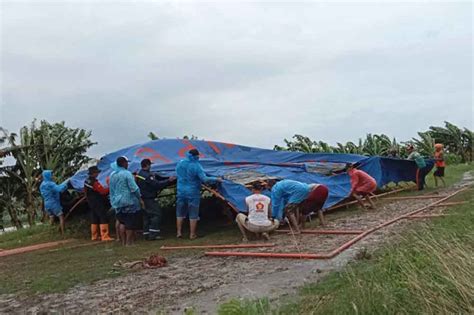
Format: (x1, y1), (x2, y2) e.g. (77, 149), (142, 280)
(434, 167), (445, 177)
(116, 211), (143, 230)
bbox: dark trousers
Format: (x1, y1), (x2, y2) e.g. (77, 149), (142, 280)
(416, 166), (430, 190)
(143, 198), (162, 237)
(91, 206), (108, 224)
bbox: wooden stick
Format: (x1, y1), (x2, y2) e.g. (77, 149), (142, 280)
(432, 201), (467, 207)
(275, 229), (364, 235)
(407, 214), (447, 219)
(160, 243), (275, 250)
(382, 195), (444, 200)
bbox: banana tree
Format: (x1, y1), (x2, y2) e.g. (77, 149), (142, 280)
(412, 131), (435, 156)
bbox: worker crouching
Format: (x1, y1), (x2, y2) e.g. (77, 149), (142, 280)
(84, 166), (113, 241)
(236, 182), (279, 242)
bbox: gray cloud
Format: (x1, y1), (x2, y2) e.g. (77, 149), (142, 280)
(1, 1), (472, 157)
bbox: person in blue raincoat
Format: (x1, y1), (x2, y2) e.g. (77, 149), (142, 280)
(175, 149), (222, 239)
(39, 170), (69, 236)
(109, 156), (142, 246)
(270, 179), (328, 233)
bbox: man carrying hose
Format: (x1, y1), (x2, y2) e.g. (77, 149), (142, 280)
(269, 179), (328, 234)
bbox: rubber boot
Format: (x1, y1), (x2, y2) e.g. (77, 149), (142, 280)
(91, 224), (100, 241)
(99, 224), (114, 241)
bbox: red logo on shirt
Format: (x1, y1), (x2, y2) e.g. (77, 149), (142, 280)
(256, 202), (265, 212)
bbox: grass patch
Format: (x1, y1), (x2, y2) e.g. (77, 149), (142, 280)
(0, 221), (241, 294)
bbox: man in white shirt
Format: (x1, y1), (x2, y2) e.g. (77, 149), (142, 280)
(236, 182), (279, 242)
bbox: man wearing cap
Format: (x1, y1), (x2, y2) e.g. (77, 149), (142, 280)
(84, 166), (113, 241)
(109, 156), (142, 246)
(136, 159), (175, 240)
(175, 149), (222, 239)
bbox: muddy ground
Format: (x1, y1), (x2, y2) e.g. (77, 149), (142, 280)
(1, 174), (472, 314)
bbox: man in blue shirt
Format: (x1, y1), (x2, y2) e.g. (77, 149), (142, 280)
(270, 179), (328, 233)
(39, 170), (69, 236)
(175, 149), (222, 239)
(109, 156), (141, 246)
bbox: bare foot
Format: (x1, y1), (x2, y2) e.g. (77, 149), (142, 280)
(262, 233), (270, 241)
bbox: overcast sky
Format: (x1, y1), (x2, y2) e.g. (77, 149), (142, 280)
(1, 1), (472, 157)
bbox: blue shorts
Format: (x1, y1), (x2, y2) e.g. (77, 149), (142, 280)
(176, 196), (200, 220)
(46, 208), (63, 217)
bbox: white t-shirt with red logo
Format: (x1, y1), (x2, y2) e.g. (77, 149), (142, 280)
(245, 194), (272, 226)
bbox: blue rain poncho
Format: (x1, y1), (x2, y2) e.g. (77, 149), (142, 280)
(109, 162), (141, 210)
(176, 152), (219, 199)
(39, 170), (68, 212)
(271, 179), (311, 220)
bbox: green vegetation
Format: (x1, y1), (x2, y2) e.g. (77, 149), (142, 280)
(218, 168), (474, 315)
(0, 120), (95, 228)
(275, 121), (473, 161)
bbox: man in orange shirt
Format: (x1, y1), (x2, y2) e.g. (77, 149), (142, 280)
(433, 143), (446, 187)
(346, 163), (377, 209)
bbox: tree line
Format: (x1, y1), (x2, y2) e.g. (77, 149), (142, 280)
(274, 121), (473, 163)
(0, 120), (471, 229)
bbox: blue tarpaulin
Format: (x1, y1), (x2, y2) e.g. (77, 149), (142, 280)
(70, 139), (433, 212)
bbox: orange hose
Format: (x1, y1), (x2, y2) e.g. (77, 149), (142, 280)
(160, 243), (275, 250)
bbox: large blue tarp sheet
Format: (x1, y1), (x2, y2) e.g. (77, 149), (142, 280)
(70, 139), (433, 212)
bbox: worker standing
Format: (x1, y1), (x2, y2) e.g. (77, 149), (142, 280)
(433, 143), (446, 187)
(84, 166), (113, 241)
(136, 158), (175, 240)
(175, 149), (222, 240)
(39, 170), (69, 236)
(407, 145), (429, 190)
(346, 163), (377, 209)
(109, 156), (142, 246)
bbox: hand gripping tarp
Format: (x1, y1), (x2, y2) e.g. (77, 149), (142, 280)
(70, 139), (433, 212)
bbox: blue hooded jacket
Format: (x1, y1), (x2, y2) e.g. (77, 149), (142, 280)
(176, 152), (218, 199)
(39, 170), (68, 211)
(109, 162), (141, 210)
(271, 179), (311, 220)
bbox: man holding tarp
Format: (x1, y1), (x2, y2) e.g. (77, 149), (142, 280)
(407, 145), (430, 190)
(175, 149), (222, 240)
(269, 179), (328, 233)
(109, 156), (142, 246)
(136, 158), (175, 241)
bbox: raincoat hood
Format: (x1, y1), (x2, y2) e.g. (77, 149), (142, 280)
(186, 152), (199, 162)
(42, 170), (53, 182)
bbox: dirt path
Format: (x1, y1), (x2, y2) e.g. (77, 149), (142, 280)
(1, 174), (472, 314)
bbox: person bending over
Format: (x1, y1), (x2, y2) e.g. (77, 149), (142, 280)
(236, 182), (279, 242)
(270, 179), (326, 234)
(407, 145), (429, 190)
(39, 170), (69, 236)
(298, 183), (329, 229)
(109, 156), (142, 246)
(346, 163), (377, 209)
